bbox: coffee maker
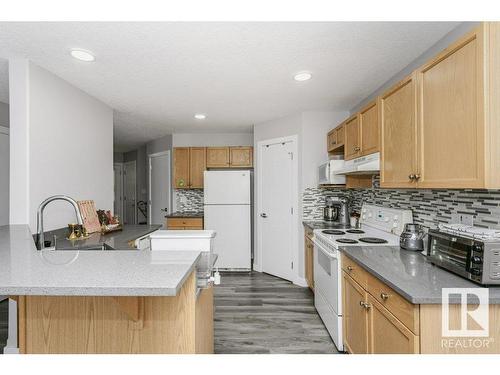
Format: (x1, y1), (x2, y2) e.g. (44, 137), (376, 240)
(323, 196), (350, 226)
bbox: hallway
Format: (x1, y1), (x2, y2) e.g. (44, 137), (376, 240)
(214, 271), (338, 354)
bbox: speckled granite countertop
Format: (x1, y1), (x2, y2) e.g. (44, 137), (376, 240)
(0, 225), (201, 296)
(165, 211), (204, 218)
(39, 224), (162, 250)
(303, 220), (349, 230)
(340, 245), (500, 304)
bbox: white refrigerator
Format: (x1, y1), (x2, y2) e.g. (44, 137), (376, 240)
(204, 170), (252, 270)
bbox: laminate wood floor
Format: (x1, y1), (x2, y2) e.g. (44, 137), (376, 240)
(214, 271), (339, 354)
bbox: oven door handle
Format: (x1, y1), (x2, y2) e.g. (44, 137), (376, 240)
(314, 241), (338, 260)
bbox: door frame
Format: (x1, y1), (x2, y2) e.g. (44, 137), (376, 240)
(148, 150), (171, 225)
(123, 160), (137, 225)
(113, 162), (124, 221)
(1, 126), (8, 300)
(255, 135), (301, 285)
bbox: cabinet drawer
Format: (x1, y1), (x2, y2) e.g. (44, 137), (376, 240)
(341, 254), (370, 289)
(367, 272), (419, 334)
(167, 218), (203, 228)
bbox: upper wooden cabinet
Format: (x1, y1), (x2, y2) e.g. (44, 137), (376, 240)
(379, 23), (500, 189)
(173, 147), (206, 189)
(173, 147), (191, 189)
(189, 147), (206, 188)
(230, 146), (253, 167)
(206, 147), (230, 168)
(344, 115), (361, 160)
(206, 146), (254, 168)
(416, 25), (485, 188)
(359, 101), (380, 156)
(327, 124), (345, 153)
(380, 74), (418, 188)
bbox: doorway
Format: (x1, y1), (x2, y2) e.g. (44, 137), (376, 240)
(0, 126), (8, 227)
(148, 151), (171, 226)
(123, 160), (137, 225)
(113, 163), (124, 221)
(256, 135), (298, 283)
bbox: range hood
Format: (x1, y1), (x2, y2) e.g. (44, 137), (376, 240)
(335, 152), (380, 175)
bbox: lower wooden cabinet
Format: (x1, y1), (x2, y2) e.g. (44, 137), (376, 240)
(342, 273), (369, 354)
(304, 236), (314, 290)
(166, 217), (203, 230)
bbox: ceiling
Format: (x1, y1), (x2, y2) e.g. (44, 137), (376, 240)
(0, 22), (460, 152)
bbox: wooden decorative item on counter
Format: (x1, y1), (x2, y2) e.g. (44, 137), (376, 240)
(77, 200), (101, 234)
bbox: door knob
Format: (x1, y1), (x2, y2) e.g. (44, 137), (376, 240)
(160, 208), (168, 212)
(260, 213), (268, 218)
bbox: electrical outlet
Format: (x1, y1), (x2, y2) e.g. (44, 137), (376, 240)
(451, 213), (474, 226)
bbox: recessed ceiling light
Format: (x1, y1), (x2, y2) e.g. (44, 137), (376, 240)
(294, 72), (312, 82)
(194, 114), (206, 120)
(70, 49), (95, 62)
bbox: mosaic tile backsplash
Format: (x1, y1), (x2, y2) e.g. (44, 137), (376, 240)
(303, 187), (500, 230)
(174, 189), (204, 212)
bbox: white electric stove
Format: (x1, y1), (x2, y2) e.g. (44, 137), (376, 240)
(312, 204), (413, 352)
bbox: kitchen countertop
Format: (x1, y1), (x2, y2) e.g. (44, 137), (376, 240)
(165, 211), (204, 218)
(340, 245), (500, 304)
(0, 225), (201, 296)
(39, 224), (162, 250)
(303, 220), (348, 230)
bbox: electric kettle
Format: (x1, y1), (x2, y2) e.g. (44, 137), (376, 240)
(399, 223), (426, 252)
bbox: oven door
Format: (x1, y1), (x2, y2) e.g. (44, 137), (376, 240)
(313, 241), (341, 314)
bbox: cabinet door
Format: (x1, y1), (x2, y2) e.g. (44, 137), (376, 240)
(359, 101), (379, 156)
(342, 273), (369, 354)
(327, 131), (337, 152)
(367, 295), (419, 354)
(230, 147), (253, 167)
(344, 115), (360, 160)
(304, 237), (314, 290)
(416, 26), (485, 188)
(189, 147), (206, 188)
(206, 147), (230, 168)
(173, 147), (190, 189)
(336, 124), (345, 147)
(380, 74), (418, 188)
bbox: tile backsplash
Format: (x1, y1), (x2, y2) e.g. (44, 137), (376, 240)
(303, 186), (500, 230)
(174, 189), (204, 212)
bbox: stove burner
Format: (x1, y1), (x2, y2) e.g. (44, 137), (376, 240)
(346, 229), (365, 234)
(322, 230), (346, 235)
(359, 237), (388, 244)
(336, 238), (358, 244)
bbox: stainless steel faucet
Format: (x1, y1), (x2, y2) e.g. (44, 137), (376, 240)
(36, 195), (83, 250)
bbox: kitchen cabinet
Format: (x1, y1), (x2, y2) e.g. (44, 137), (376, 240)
(379, 23), (500, 189)
(359, 101), (379, 156)
(342, 273), (369, 354)
(230, 146), (253, 167)
(344, 115), (361, 160)
(189, 147), (206, 188)
(173, 147), (206, 189)
(304, 226), (314, 290)
(380, 74), (418, 188)
(342, 254), (419, 354)
(206, 147), (230, 168)
(327, 124), (345, 153)
(166, 217), (204, 230)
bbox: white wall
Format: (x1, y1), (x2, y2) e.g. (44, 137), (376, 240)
(9, 60), (114, 232)
(0, 102), (9, 226)
(172, 132), (253, 147)
(253, 110), (347, 284)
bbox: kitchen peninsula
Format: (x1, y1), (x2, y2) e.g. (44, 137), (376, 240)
(0, 225), (214, 354)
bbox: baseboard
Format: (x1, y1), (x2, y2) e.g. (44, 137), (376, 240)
(294, 276), (308, 288)
(2, 346), (20, 354)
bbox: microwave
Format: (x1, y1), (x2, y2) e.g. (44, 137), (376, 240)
(318, 160), (346, 185)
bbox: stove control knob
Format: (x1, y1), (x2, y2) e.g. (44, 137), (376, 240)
(392, 222), (398, 228)
(471, 256), (482, 264)
(470, 268), (481, 276)
(384, 217), (389, 222)
(393, 215), (399, 221)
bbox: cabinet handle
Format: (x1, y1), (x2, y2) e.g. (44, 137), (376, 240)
(353, 146), (360, 152)
(380, 292), (391, 301)
(408, 174), (416, 181)
(359, 301), (371, 310)
(347, 266), (354, 271)
(415, 174), (421, 181)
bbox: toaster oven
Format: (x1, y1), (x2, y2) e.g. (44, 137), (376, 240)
(427, 229), (500, 285)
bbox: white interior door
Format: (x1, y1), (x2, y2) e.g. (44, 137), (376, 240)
(149, 152), (171, 226)
(259, 140), (294, 281)
(113, 163), (123, 220)
(123, 161), (137, 225)
(0, 128), (8, 226)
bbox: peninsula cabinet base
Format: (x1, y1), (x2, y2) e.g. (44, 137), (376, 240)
(15, 272), (214, 354)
